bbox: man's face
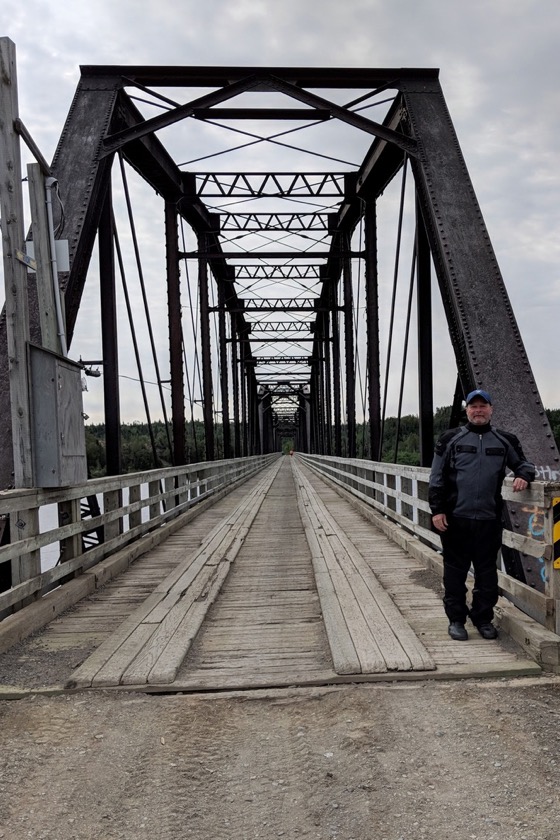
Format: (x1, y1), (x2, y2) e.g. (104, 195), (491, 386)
(466, 397), (493, 425)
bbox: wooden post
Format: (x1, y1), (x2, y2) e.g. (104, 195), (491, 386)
(0, 38), (33, 488)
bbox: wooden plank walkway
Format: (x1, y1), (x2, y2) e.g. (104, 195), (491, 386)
(1, 457), (542, 695)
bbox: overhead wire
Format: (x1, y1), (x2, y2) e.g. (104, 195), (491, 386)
(111, 214), (162, 468)
(118, 153), (173, 458)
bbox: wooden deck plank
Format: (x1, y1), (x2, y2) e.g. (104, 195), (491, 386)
(293, 462), (435, 674)
(67, 460), (284, 689)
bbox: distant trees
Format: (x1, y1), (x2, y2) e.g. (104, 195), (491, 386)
(85, 406), (559, 475)
(85, 420), (209, 477)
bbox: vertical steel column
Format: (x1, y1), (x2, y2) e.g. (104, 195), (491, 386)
(239, 331), (249, 455)
(258, 388), (273, 453)
(364, 199), (381, 462)
(252, 373), (261, 454)
(99, 180), (121, 475)
(298, 391), (308, 452)
(313, 334), (325, 454)
(217, 280), (232, 459)
(265, 390), (274, 452)
(247, 364), (259, 454)
(416, 199), (434, 466)
(230, 313), (241, 456)
(342, 233), (356, 457)
(322, 307), (333, 455)
(330, 280), (342, 456)
(309, 361), (321, 455)
(165, 201), (185, 466)
(197, 232), (214, 461)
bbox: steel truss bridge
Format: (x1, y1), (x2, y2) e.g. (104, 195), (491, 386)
(1, 39), (559, 595)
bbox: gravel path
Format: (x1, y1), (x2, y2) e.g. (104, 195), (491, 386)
(2, 676), (560, 839)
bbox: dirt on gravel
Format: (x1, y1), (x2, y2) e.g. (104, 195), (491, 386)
(2, 676), (560, 840)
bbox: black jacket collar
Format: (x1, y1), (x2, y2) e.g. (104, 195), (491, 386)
(466, 421), (492, 434)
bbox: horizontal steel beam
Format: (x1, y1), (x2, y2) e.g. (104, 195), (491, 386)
(81, 65), (440, 88)
(182, 251), (361, 258)
(192, 108), (331, 121)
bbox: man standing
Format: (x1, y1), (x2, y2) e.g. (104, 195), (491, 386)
(429, 389), (535, 641)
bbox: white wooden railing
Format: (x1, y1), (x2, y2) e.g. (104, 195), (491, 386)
(298, 453), (560, 635)
(0, 454), (279, 619)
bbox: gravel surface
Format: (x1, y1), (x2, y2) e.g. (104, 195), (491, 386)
(2, 676), (560, 839)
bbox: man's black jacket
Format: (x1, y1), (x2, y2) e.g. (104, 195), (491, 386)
(428, 422), (536, 520)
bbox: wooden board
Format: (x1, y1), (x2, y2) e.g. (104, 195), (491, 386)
(66, 460), (284, 688)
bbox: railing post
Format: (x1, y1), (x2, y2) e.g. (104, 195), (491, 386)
(148, 480), (160, 522)
(58, 499), (83, 566)
(103, 489), (123, 541)
(128, 483), (142, 529)
(13, 505), (40, 605)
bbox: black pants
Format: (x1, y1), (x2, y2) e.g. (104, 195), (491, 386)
(440, 516), (502, 625)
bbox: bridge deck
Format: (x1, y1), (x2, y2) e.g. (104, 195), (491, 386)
(0, 458), (540, 695)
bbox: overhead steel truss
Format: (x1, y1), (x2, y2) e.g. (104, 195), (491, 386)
(1, 56), (558, 588)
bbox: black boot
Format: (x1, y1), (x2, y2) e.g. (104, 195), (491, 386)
(448, 622), (468, 641)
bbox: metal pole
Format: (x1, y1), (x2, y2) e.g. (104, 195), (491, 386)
(231, 313), (241, 456)
(416, 198), (434, 466)
(99, 178), (121, 475)
(165, 201), (185, 465)
(323, 308), (333, 455)
(365, 199), (381, 461)
(198, 232), (215, 460)
(217, 281), (232, 459)
(331, 280), (342, 456)
(240, 333), (249, 455)
(343, 233), (356, 457)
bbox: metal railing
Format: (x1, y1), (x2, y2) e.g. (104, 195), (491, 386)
(0, 454), (279, 618)
(298, 453), (560, 635)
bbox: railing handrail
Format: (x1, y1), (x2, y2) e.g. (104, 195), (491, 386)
(0, 454), (279, 617)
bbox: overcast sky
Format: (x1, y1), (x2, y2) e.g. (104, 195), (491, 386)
(2, 0), (560, 424)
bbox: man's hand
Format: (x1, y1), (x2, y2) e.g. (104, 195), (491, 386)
(432, 513), (448, 532)
(512, 477), (528, 492)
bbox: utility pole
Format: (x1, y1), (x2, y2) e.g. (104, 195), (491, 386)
(0, 38), (33, 488)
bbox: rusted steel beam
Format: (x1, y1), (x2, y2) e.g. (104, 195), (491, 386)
(165, 202), (185, 466)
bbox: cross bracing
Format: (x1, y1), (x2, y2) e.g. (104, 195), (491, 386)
(234, 266), (321, 279)
(192, 172), (347, 198)
(216, 213), (333, 232)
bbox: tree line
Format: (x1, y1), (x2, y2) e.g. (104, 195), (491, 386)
(85, 408), (560, 477)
